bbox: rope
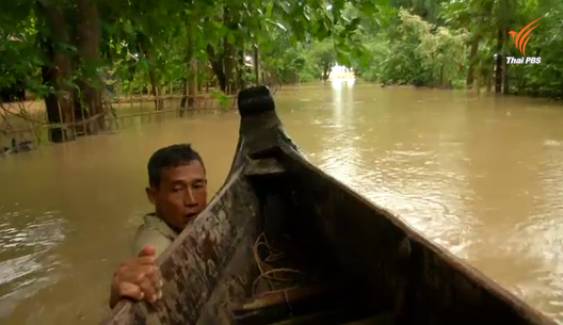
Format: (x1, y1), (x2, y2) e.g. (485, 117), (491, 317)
(252, 232), (304, 295)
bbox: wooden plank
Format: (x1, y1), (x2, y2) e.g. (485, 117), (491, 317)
(244, 158), (286, 177)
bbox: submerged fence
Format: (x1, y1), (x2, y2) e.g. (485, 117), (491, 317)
(0, 94), (236, 148)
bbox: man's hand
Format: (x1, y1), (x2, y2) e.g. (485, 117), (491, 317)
(109, 245), (163, 308)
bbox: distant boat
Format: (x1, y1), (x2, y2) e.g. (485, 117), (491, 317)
(106, 86), (554, 325)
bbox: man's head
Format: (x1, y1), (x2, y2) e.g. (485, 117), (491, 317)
(146, 144), (207, 232)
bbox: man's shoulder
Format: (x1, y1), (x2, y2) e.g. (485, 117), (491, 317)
(132, 213), (176, 257)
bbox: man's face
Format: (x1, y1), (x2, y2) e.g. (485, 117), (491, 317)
(146, 161), (207, 232)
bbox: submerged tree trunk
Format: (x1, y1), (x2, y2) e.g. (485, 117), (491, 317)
(37, 1), (75, 143)
(184, 27), (197, 111)
(222, 5), (238, 94)
(494, 28), (504, 94)
(188, 59), (197, 108)
(223, 38), (236, 93)
(322, 63), (330, 81)
(137, 36), (162, 110)
(486, 61), (493, 93)
(503, 38), (510, 95)
(197, 60), (204, 93)
(140, 45), (161, 111)
(466, 36), (480, 89)
(180, 78), (188, 113)
(41, 66), (64, 141)
(253, 44), (260, 86)
(207, 44), (227, 92)
(76, 0), (103, 132)
(237, 47), (245, 91)
(149, 70), (161, 111)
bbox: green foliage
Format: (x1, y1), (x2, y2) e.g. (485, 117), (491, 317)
(210, 89), (232, 111)
(355, 8), (466, 87)
(261, 38), (309, 84)
(351, 0), (561, 98)
(0, 4), (46, 97)
(307, 40), (337, 80)
(0, 0), (561, 106)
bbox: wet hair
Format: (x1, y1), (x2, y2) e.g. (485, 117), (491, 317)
(147, 144), (205, 188)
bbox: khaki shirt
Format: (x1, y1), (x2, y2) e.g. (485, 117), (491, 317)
(132, 213), (178, 257)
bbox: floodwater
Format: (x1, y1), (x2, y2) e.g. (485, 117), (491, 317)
(1, 82), (562, 323)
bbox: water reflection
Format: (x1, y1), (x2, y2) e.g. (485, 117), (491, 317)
(322, 76), (361, 183)
(501, 149), (563, 321)
(315, 82), (475, 258)
(330, 78), (356, 90)
(0, 206), (65, 317)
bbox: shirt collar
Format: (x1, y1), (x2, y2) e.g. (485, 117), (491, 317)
(144, 213), (178, 240)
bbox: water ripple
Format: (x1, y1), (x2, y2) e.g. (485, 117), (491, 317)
(0, 206), (66, 317)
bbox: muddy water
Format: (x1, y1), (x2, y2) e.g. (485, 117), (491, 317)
(1, 82), (562, 323)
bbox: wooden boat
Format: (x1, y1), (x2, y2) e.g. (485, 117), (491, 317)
(107, 86), (554, 325)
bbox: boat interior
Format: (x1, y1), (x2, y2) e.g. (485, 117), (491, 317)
(198, 150), (399, 325)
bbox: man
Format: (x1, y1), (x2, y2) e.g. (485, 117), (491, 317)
(109, 144), (208, 308)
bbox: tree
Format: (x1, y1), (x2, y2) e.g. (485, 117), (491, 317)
(309, 40), (337, 81)
(37, 0), (76, 142)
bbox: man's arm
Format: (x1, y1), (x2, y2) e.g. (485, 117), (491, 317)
(109, 245), (163, 308)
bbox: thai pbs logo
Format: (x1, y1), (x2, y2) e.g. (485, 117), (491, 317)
(506, 17), (542, 64)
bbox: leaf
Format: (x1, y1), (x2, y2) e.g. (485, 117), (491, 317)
(345, 17), (361, 33)
(265, 19), (287, 32)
